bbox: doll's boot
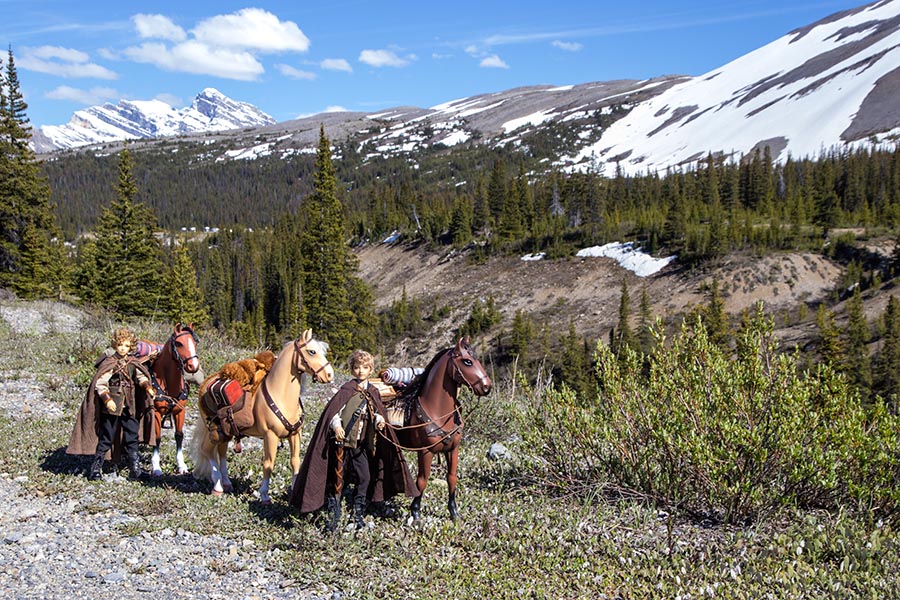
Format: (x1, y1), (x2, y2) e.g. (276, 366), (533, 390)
(323, 495), (341, 534)
(127, 450), (145, 480)
(88, 452), (104, 480)
(352, 495), (367, 530)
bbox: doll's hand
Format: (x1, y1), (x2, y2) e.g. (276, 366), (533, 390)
(376, 419), (385, 431)
(105, 399), (117, 412)
(145, 386), (156, 401)
(334, 426), (345, 442)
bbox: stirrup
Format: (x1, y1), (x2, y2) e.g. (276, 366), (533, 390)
(161, 413), (173, 429)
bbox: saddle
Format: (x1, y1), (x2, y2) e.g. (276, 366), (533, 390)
(201, 378), (255, 442)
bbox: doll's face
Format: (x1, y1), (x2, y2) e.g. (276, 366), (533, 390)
(114, 340), (133, 357)
(351, 362), (373, 382)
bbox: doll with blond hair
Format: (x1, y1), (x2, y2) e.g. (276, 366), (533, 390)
(67, 327), (156, 480)
(290, 349), (417, 532)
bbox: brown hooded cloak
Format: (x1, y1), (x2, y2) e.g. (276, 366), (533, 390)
(289, 379), (419, 514)
(67, 353), (156, 461)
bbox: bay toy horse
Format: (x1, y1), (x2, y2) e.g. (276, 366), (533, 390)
(388, 337), (492, 520)
(135, 323), (203, 476)
(191, 329), (334, 504)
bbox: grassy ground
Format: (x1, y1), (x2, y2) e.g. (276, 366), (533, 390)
(1, 298), (899, 599)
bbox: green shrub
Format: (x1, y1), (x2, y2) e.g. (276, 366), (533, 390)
(518, 305), (900, 524)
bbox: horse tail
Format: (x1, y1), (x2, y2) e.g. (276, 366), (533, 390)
(190, 411), (213, 480)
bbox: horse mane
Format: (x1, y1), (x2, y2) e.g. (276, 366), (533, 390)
(177, 323), (199, 344)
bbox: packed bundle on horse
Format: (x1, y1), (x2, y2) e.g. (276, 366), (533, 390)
(373, 366), (423, 425)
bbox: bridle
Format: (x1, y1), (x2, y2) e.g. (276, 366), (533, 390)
(261, 335), (331, 435)
(447, 347), (490, 393)
(292, 337), (331, 381)
(169, 326), (200, 374)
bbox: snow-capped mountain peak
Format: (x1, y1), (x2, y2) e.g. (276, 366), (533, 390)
(33, 88), (275, 153)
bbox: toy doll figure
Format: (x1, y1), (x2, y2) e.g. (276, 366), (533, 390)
(67, 327), (156, 480)
(290, 350), (417, 532)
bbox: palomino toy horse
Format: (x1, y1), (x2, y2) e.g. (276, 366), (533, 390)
(390, 337), (492, 520)
(137, 323), (203, 476)
(192, 329), (334, 504)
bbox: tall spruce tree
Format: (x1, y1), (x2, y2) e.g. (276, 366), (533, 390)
(81, 146), (164, 316)
(876, 295), (900, 413)
(300, 126), (374, 358)
(844, 286), (872, 398)
(162, 240), (208, 326)
(0, 47), (68, 297)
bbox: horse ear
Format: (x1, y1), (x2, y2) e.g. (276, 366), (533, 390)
(302, 328), (312, 342)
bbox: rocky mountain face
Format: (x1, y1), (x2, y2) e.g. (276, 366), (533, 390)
(35, 1), (900, 176)
(33, 88), (275, 153)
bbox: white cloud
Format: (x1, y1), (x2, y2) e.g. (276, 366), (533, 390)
(432, 52), (452, 60)
(133, 14), (186, 41)
(464, 44), (480, 57)
(479, 54), (509, 69)
(321, 58), (352, 73)
(45, 85), (119, 105)
(123, 41), (264, 80)
(190, 8), (310, 53)
(324, 105), (348, 112)
(551, 40), (583, 51)
(277, 64), (317, 80)
(18, 46), (117, 79)
(26, 46), (89, 62)
(359, 49), (411, 68)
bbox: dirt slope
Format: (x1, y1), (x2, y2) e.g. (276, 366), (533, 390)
(355, 241), (850, 362)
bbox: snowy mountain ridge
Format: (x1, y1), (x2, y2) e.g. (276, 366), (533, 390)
(34, 1), (900, 174)
(33, 88), (275, 153)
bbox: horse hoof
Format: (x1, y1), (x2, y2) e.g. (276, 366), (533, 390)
(151, 469), (163, 477)
(259, 497), (272, 505)
(223, 483), (234, 493)
(177, 468), (189, 475)
(211, 489), (224, 497)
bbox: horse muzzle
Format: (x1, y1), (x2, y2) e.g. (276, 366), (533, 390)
(471, 376), (492, 396)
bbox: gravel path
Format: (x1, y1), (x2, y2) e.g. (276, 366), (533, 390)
(0, 301), (336, 600)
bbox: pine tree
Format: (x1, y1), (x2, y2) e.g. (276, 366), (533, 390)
(85, 146), (165, 316)
(875, 295), (900, 413)
(703, 278), (730, 348)
(0, 47), (69, 297)
(637, 286), (655, 355)
(509, 309), (534, 363)
(815, 304), (844, 367)
(300, 125), (374, 357)
(611, 278), (634, 355)
(162, 240), (208, 325)
(844, 286), (872, 398)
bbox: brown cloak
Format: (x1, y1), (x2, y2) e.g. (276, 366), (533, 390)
(289, 379), (419, 514)
(66, 354), (157, 460)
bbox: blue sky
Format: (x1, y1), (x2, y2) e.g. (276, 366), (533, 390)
(2, 0), (870, 128)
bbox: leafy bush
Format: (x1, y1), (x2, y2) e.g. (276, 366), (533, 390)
(517, 306), (900, 524)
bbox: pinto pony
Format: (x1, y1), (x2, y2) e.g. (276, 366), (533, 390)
(138, 323), (203, 476)
(389, 337), (492, 520)
(191, 329), (334, 504)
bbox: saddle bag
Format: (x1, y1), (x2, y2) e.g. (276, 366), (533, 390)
(207, 379), (244, 409)
(202, 378), (249, 441)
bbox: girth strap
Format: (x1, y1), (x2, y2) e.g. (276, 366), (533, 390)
(261, 378), (304, 434)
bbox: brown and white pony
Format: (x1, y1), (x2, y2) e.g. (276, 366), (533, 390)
(191, 329), (333, 504)
(137, 323), (202, 476)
